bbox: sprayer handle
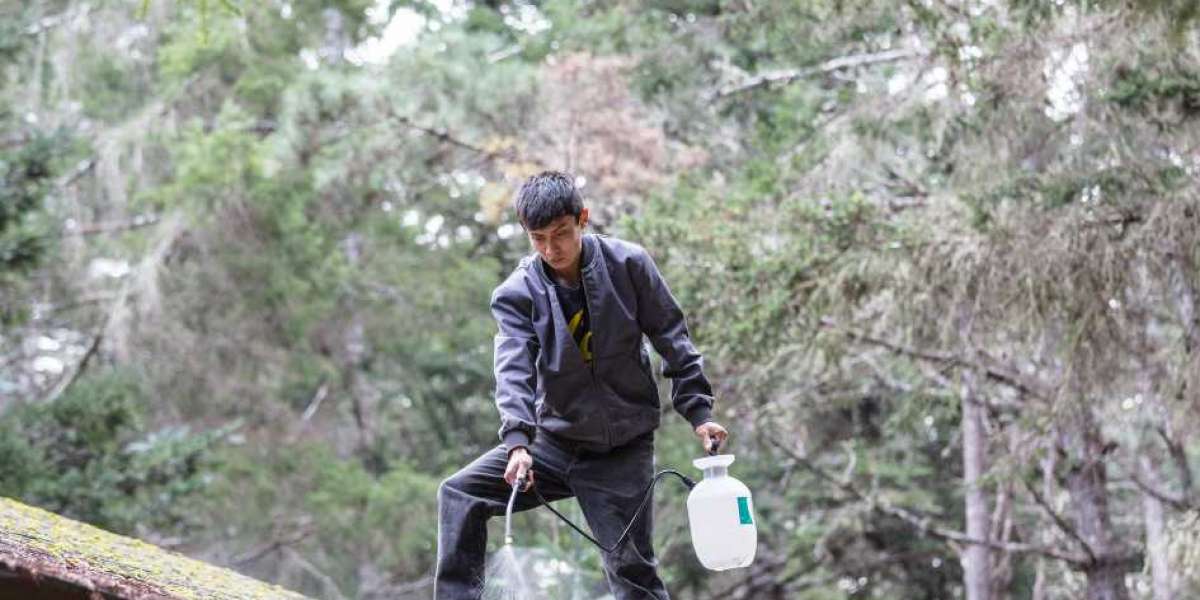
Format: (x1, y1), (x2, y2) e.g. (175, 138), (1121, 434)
(707, 437), (721, 455)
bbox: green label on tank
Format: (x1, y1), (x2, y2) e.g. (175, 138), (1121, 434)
(737, 496), (753, 525)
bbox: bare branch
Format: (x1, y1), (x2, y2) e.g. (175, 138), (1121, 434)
(56, 158), (96, 190)
(282, 547), (349, 600)
(300, 381), (330, 423)
(24, 6), (91, 37)
(1170, 242), (1200, 353)
(819, 317), (1051, 401)
(1, 133), (30, 150)
(232, 524), (315, 567)
(717, 48), (929, 98)
(32, 292), (120, 316)
(1079, 211), (1143, 230)
(39, 332), (103, 404)
(1158, 426), (1195, 507)
(389, 113), (501, 158)
(1127, 469), (1192, 513)
(62, 214), (161, 237)
(487, 45), (522, 64)
(709, 550), (801, 598)
(766, 435), (1088, 566)
(1018, 474), (1098, 563)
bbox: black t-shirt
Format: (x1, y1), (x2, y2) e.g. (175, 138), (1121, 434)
(554, 281), (592, 363)
(543, 252), (593, 363)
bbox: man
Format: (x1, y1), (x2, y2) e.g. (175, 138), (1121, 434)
(435, 171), (728, 599)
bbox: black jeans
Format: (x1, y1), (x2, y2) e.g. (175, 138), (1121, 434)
(435, 429), (669, 599)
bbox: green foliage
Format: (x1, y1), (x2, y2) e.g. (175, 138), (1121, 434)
(0, 6), (35, 72)
(1106, 64), (1200, 118)
(309, 453), (441, 577)
(0, 129), (74, 323)
(0, 371), (231, 534)
(233, 60), (294, 117)
(157, 16), (246, 85)
(143, 107), (346, 344)
(623, 168), (889, 364)
(150, 114), (262, 211)
(190, 440), (441, 598)
(964, 162), (1191, 230)
(141, 0), (243, 44)
(0, 132), (61, 274)
(1107, 0), (1200, 38)
(78, 49), (151, 122)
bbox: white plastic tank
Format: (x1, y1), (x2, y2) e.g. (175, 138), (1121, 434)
(686, 454), (757, 570)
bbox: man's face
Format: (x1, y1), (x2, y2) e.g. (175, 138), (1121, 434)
(526, 208), (589, 272)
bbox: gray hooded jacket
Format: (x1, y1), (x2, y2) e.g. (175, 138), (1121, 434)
(490, 234), (715, 453)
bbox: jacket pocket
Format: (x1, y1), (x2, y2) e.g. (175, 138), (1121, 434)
(599, 349), (659, 409)
(636, 349), (660, 407)
(541, 366), (591, 414)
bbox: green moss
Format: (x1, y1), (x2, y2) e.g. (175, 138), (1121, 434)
(0, 497), (310, 600)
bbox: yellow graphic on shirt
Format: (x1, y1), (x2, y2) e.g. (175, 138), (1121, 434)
(567, 309), (593, 362)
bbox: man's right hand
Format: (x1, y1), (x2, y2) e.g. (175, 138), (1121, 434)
(504, 447), (534, 491)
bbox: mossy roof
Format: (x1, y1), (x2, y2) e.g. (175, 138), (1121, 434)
(0, 497), (311, 600)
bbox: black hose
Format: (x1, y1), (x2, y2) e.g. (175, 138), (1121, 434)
(527, 469), (696, 554)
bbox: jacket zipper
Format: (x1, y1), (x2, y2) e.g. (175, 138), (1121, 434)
(580, 271), (596, 380)
(579, 246), (611, 447)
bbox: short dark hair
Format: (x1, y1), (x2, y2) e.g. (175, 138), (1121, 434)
(514, 171), (583, 230)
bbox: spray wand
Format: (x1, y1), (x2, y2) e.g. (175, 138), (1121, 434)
(504, 475), (525, 546)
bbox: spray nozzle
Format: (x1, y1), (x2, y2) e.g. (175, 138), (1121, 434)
(504, 475), (526, 546)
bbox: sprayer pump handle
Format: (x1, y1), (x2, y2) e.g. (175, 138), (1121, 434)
(707, 437), (721, 455)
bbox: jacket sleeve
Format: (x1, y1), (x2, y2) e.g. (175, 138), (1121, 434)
(629, 247), (715, 429)
(490, 286), (539, 452)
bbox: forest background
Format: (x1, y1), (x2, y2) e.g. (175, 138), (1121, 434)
(3, 1), (1200, 599)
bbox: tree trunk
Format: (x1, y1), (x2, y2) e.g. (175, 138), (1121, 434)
(961, 370), (991, 600)
(1140, 455), (1174, 600)
(988, 477), (1015, 597)
(1031, 451), (1056, 600)
(1081, 566), (1131, 600)
(1060, 412), (1131, 600)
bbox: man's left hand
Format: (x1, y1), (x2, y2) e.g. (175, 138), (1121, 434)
(694, 421), (728, 455)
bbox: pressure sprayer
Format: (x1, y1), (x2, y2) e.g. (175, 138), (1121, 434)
(503, 438), (757, 571)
